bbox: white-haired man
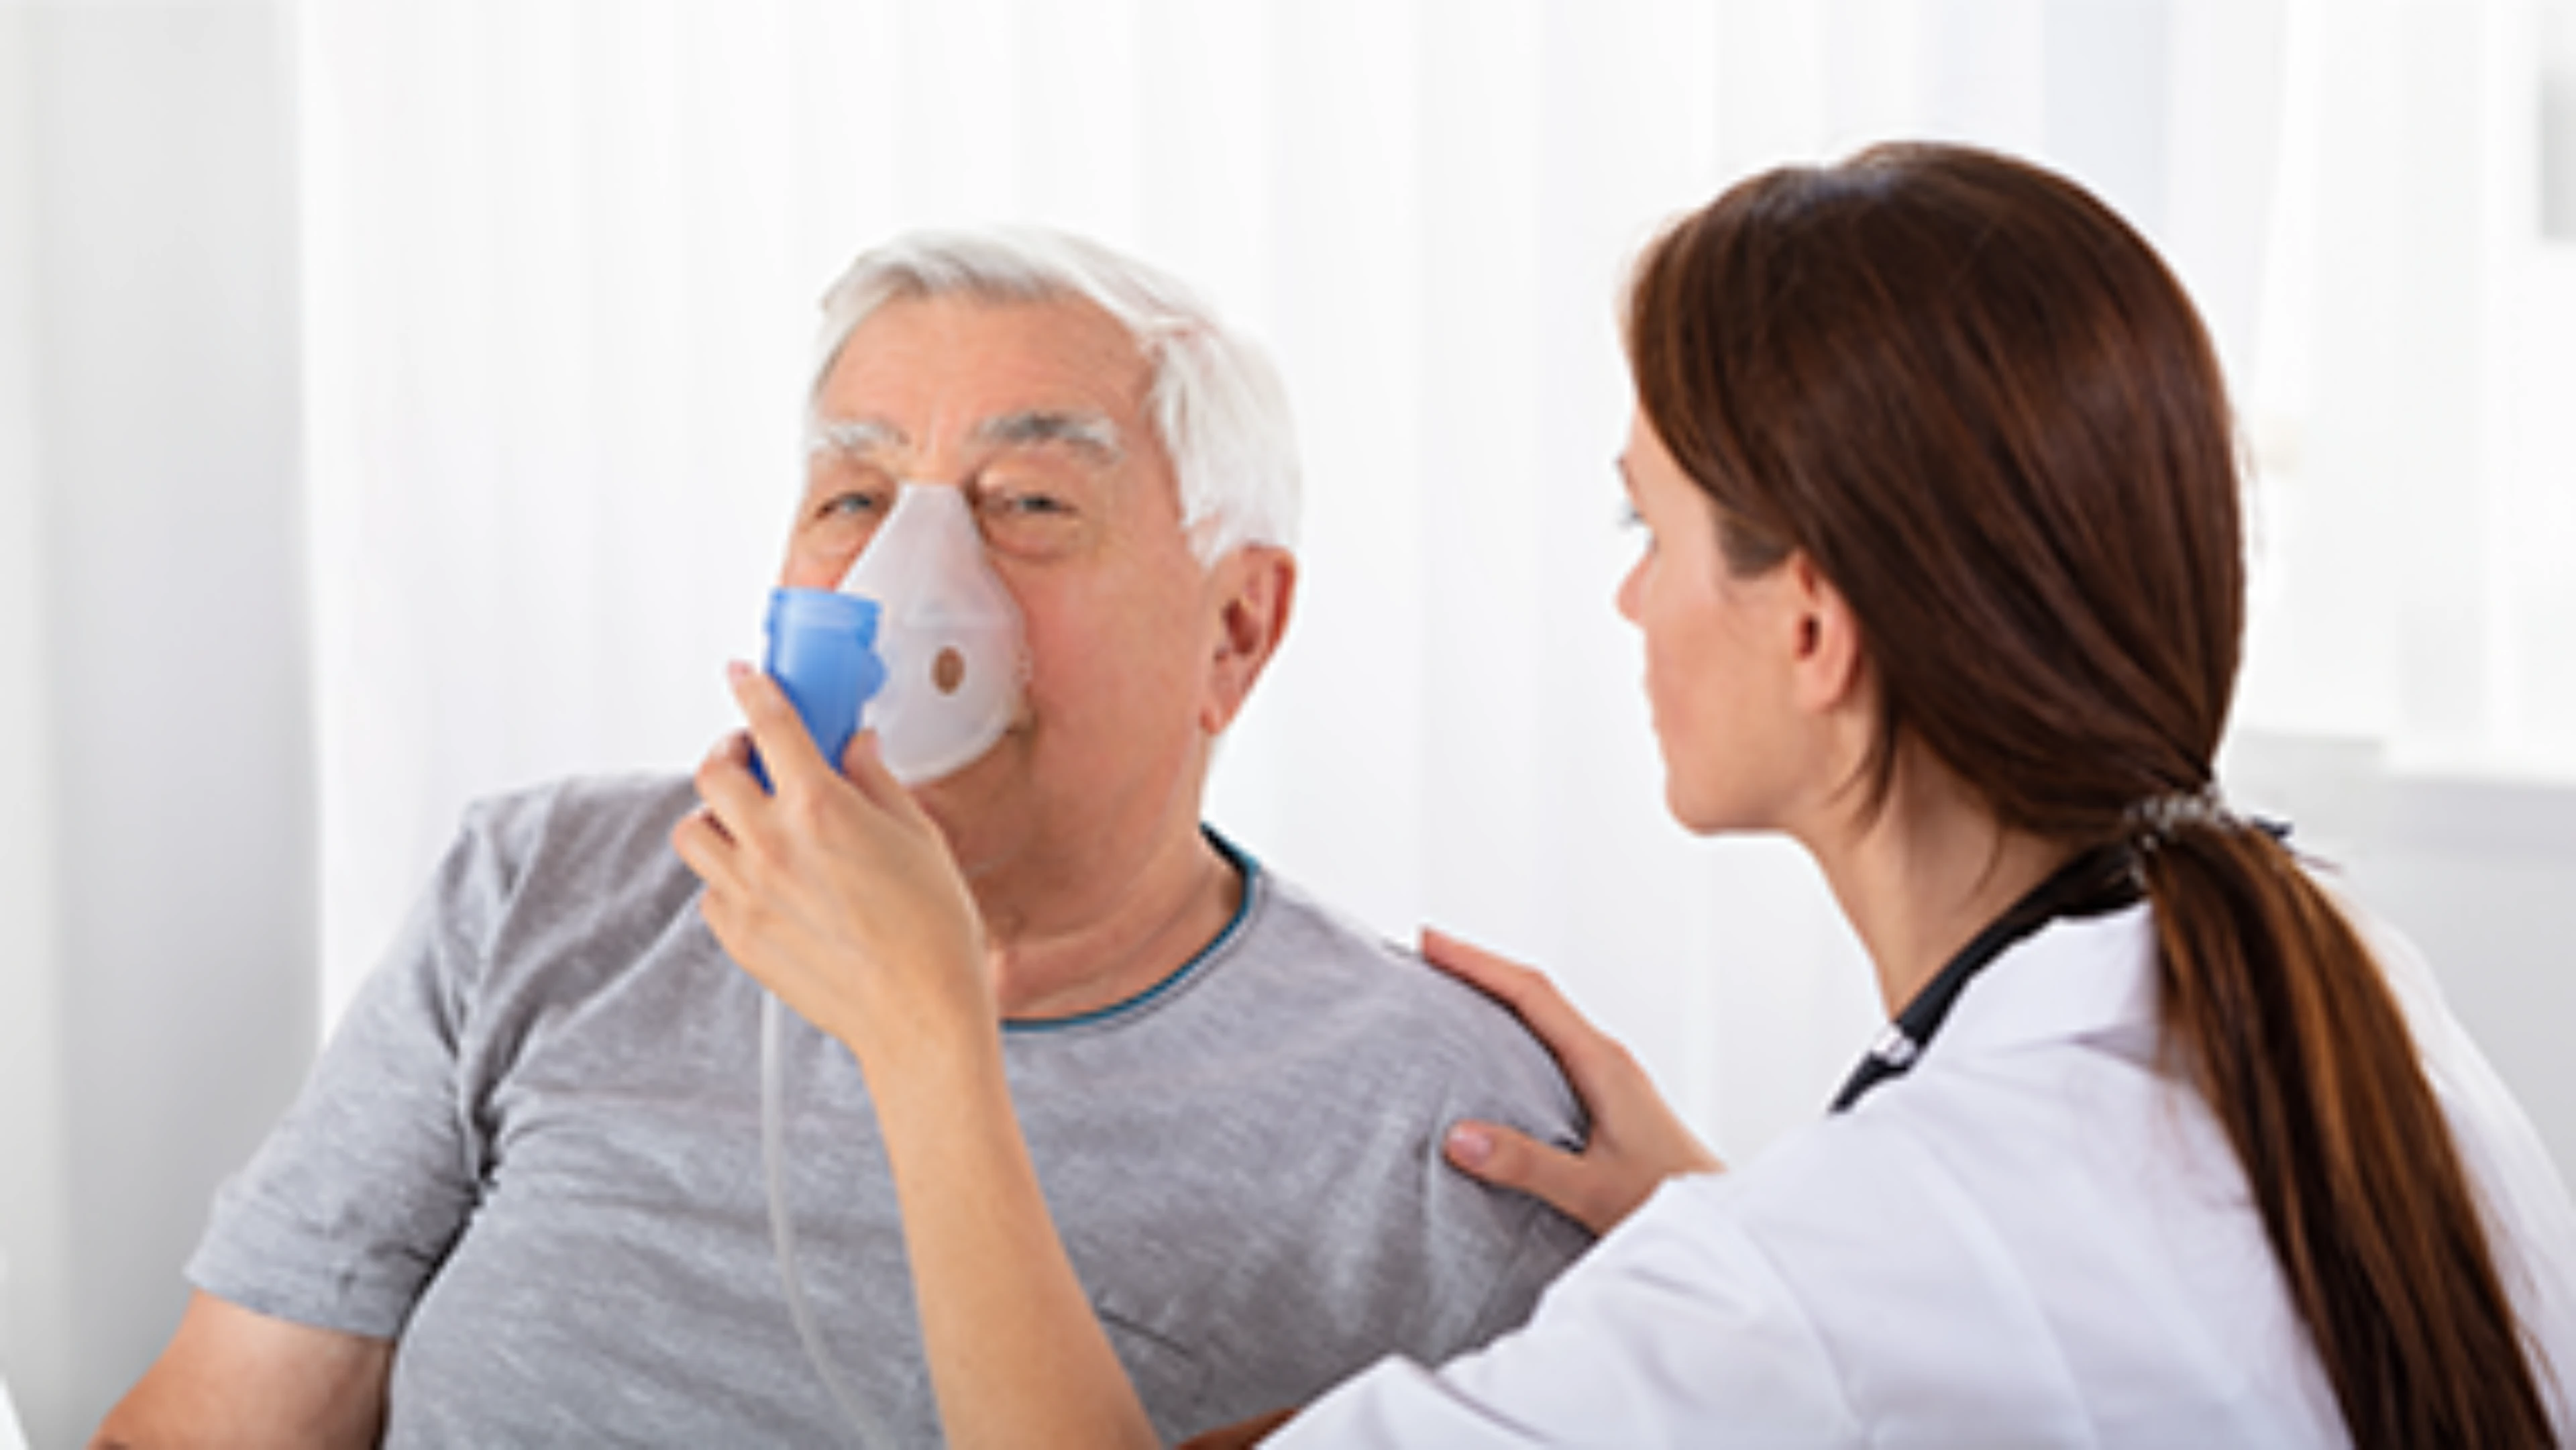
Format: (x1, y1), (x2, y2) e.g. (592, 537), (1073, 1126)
(99, 229), (1591, 1445)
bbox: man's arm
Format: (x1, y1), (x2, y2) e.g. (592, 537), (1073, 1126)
(91, 1292), (390, 1450)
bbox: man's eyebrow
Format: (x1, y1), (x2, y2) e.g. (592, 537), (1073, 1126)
(971, 410), (1124, 461)
(808, 418), (905, 458)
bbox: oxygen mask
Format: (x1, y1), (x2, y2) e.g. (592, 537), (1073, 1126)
(833, 483), (1026, 784)
(759, 483), (1025, 788)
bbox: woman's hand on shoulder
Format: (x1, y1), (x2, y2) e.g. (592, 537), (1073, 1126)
(1425, 928), (1723, 1236)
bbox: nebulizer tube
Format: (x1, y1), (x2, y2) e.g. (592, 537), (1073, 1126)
(753, 484), (1026, 1443)
(761, 992), (887, 1444)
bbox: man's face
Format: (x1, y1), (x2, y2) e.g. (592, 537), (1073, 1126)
(784, 294), (1228, 883)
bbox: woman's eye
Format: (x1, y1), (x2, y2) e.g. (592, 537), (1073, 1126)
(1618, 503), (1660, 558)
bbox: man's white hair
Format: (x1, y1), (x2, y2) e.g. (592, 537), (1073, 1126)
(810, 226), (1300, 564)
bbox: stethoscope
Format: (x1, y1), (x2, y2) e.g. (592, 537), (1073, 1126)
(1828, 843), (2142, 1114)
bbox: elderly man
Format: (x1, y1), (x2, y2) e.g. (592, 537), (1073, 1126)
(99, 228), (1590, 1445)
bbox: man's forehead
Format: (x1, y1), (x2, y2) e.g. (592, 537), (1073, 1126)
(824, 294), (1150, 412)
(808, 409), (1125, 458)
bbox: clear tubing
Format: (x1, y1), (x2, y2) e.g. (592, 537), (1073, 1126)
(761, 990), (887, 1446)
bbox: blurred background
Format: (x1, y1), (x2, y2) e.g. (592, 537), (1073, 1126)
(4, 0), (2573, 1440)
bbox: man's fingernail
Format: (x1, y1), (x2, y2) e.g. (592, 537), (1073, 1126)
(727, 660), (753, 684)
(1446, 1124), (1493, 1167)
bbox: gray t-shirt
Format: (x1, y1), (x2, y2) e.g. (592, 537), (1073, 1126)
(189, 774), (1592, 1445)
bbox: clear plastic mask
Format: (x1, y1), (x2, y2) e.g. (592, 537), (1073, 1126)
(835, 483), (1027, 783)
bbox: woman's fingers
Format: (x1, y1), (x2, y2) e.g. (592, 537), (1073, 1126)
(1444, 1120), (1625, 1235)
(1423, 927), (1638, 1109)
(1422, 926), (1564, 1023)
(1424, 925), (1725, 1237)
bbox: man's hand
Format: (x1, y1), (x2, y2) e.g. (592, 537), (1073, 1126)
(682, 664), (1161, 1450)
(1426, 928), (1723, 1235)
(672, 662), (991, 1063)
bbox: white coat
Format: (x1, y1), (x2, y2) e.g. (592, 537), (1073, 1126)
(1284, 902), (2576, 1447)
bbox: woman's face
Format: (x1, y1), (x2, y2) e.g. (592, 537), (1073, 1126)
(1615, 409), (1823, 835)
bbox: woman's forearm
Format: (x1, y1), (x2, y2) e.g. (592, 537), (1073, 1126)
(862, 1028), (1161, 1450)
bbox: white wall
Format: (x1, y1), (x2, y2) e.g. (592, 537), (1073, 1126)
(2222, 733), (2576, 1186)
(0, 3), (315, 1443)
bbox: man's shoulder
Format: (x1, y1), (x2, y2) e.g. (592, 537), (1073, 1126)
(433, 770), (700, 920)
(1226, 869), (1578, 1116)
(1236, 873), (1472, 1023)
(455, 770), (698, 862)
(460, 768), (696, 829)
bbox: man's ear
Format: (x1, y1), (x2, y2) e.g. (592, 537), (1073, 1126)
(1201, 545), (1297, 735)
(1784, 550), (1865, 717)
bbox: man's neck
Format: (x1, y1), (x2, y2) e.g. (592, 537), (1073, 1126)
(974, 823), (1242, 1023)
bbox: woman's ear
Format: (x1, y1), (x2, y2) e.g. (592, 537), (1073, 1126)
(1200, 546), (1297, 735)
(1783, 551), (1865, 716)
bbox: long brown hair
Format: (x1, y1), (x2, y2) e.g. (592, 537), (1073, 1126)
(1625, 142), (2556, 1447)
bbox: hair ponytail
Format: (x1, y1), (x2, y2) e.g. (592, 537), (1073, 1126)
(2143, 819), (2556, 1448)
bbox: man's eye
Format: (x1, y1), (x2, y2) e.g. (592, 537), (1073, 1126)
(984, 489), (1073, 519)
(819, 490), (888, 521)
(975, 484), (1084, 557)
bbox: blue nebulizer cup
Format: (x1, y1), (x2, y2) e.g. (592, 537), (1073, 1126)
(756, 587), (885, 789)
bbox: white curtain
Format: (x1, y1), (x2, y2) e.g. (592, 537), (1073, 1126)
(293, 0), (2569, 1159)
(2234, 1), (2576, 774)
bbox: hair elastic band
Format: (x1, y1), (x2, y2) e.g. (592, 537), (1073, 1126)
(2123, 788), (2290, 855)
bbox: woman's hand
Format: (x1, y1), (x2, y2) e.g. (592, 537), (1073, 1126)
(672, 662), (989, 1060)
(1426, 929), (1724, 1236)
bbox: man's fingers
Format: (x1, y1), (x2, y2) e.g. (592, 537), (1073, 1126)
(670, 805), (739, 896)
(837, 729), (923, 823)
(728, 662), (830, 790)
(694, 729), (764, 823)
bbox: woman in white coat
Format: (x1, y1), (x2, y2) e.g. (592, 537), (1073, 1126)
(681, 143), (2576, 1447)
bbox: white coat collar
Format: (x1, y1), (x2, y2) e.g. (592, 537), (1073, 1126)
(1910, 900), (2161, 1066)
